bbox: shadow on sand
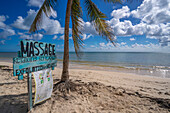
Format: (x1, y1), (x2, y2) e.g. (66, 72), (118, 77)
(0, 82), (26, 86)
(0, 93), (28, 113)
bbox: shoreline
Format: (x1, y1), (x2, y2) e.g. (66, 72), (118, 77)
(1, 59), (170, 79)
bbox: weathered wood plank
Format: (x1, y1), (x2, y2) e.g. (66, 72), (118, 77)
(13, 56), (57, 76)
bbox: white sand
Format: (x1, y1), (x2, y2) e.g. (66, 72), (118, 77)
(0, 62), (170, 113)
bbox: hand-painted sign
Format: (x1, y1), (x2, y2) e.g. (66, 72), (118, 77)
(13, 40), (57, 111)
(13, 56), (57, 76)
(13, 40), (57, 80)
(33, 68), (53, 105)
(20, 40), (56, 57)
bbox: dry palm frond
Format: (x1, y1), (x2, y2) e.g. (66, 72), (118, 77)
(85, 0), (116, 46)
(29, 0), (57, 33)
(71, 0), (83, 56)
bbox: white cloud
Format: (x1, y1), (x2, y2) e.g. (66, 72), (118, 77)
(110, 20), (134, 36)
(111, 6), (130, 19)
(59, 35), (64, 40)
(17, 32), (24, 35)
(131, 43), (160, 49)
(130, 38), (135, 41)
(19, 34), (32, 39)
(131, 0), (170, 24)
(107, 18), (119, 26)
(53, 35), (57, 40)
(90, 45), (95, 48)
(12, 16), (30, 30)
(0, 15), (7, 28)
(28, 0), (57, 17)
(58, 35), (72, 40)
(12, 9), (37, 30)
(120, 42), (126, 45)
(28, 0), (44, 7)
(79, 19), (98, 35)
(0, 15), (15, 39)
(97, 42), (168, 52)
(99, 42), (105, 47)
(108, 1), (170, 47)
(0, 40), (5, 45)
(133, 22), (147, 35)
(41, 14), (62, 34)
(19, 33), (43, 40)
(157, 36), (170, 47)
(99, 42), (115, 50)
(12, 9), (62, 35)
(82, 34), (93, 40)
(33, 33), (43, 40)
(0, 15), (6, 21)
(0, 28), (15, 39)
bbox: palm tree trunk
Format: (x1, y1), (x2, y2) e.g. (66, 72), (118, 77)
(61, 0), (73, 82)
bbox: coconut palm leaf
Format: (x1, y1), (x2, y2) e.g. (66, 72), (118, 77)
(85, 0), (116, 46)
(29, 0), (57, 33)
(71, 0), (83, 56)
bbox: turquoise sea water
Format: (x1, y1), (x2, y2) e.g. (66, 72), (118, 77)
(0, 52), (170, 78)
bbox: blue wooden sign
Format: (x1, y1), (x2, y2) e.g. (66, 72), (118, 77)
(13, 40), (57, 80)
(20, 40), (56, 57)
(13, 40), (57, 111)
(13, 56), (57, 76)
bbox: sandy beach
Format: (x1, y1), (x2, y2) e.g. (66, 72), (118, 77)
(0, 61), (170, 113)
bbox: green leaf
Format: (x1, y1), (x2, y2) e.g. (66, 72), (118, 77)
(29, 0), (57, 33)
(85, 0), (116, 46)
(71, 0), (84, 57)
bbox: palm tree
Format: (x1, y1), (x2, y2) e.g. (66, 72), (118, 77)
(29, 0), (121, 82)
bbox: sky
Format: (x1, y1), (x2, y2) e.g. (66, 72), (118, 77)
(0, 0), (169, 52)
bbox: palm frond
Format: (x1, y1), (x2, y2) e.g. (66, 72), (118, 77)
(29, 0), (57, 33)
(71, 0), (83, 56)
(85, 0), (116, 46)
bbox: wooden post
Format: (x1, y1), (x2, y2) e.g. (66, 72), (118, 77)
(27, 73), (33, 111)
(17, 51), (21, 57)
(18, 75), (23, 80)
(52, 66), (54, 70)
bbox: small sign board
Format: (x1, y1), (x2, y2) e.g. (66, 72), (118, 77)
(13, 40), (57, 111)
(33, 68), (53, 105)
(13, 40), (57, 79)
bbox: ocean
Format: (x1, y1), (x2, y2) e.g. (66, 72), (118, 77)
(0, 52), (170, 78)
